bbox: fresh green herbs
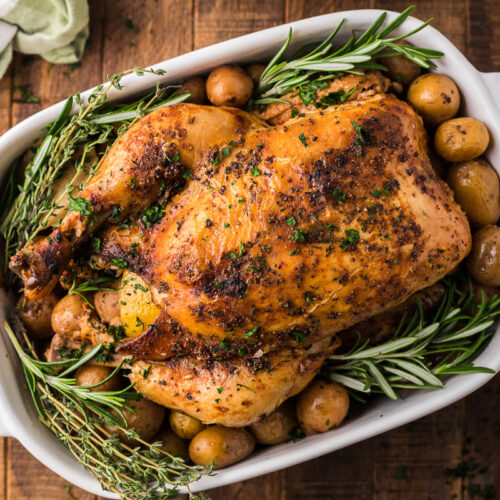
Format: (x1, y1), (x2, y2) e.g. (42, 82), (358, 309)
(0, 68), (188, 271)
(339, 228), (360, 249)
(323, 276), (500, 400)
(68, 277), (116, 308)
(3, 319), (209, 498)
(252, 6), (443, 106)
(14, 84), (40, 103)
(351, 120), (365, 146)
(298, 133), (308, 147)
(68, 194), (93, 218)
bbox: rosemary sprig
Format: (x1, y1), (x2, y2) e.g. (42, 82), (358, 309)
(252, 6), (443, 106)
(68, 276), (117, 308)
(323, 276), (499, 400)
(3, 318), (210, 498)
(0, 68), (189, 272)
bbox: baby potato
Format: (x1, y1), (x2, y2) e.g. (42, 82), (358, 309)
(169, 410), (205, 440)
(75, 365), (122, 392)
(120, 270), (160, 337)
(249, 400), (297, 445)
(407, 74), (460, 127)
(380, 41), (421, 86)
(447, 159), (500, 227)
(95, 288), (121, 325)
(105, 397), (166, 445)
(51, 294), (91, 336)
(18, 292), (59, 339)
(176, 76), (207, 104)
(154, 428), (189, 461)
(434, 118), (489, 162)
(297, 379), (349, 435)
(244, 63), (266, 85)
(206, 65), (253, 107)
(466, 225), (500, 287)
(189, 426), (255, 469)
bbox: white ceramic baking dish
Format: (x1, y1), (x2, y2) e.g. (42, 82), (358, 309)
(0, 9), (498, 498)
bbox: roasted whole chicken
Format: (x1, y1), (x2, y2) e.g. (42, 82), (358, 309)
(10, 74), (471, 426)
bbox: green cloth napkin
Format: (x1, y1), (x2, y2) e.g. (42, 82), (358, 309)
(0, 0), (89, 79)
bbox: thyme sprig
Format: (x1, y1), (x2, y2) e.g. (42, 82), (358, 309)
(323, 276), (499, 400)
(0, 67), (188, 271)
(253, 6), (443, 105)
(3, 318), (210, 498)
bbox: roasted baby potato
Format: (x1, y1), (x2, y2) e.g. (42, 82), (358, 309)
(18, 292), (59, 339)
(407, 74), (460, 126)
(120, 270), (160, 337)
(75, 365), (122, 392)
(176, 76), (207, 104)
(446, 159), (500, 227)
(169, 410), (205, 440)
(155, 428), (189, 460)
(434, 117), (489, 162)
(380, 41), (421, 86)
(244, 63), (266, 85)
(249, 400), (297, 445)
(466, 225), (500, 287)
(95, 288), (121, 325)
(189, 426), (255, 469)
(51, 294), (91, 336)
(297, 379), (349, 435)
(206, 65), (253, 107)
(105, 398), (166, 445)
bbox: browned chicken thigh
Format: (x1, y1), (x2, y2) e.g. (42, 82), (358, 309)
(11, 75), (471, 425)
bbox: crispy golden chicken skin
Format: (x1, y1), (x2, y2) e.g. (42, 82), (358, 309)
(11, 75), (471, 425)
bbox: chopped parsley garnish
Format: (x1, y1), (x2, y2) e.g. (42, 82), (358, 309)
(217, 386), (224, 394)
(91, 237), (101, 252)
(236, 383), (256, 393)
(298, 133), (308, 147)
(14, 84), (40, 103)
(220, 337), (230, 350)
(221, 146), (231, 157)
(111, 205), (122, 221)
(332, 187), (346, 202)
(291, 107), (299, 118)
(182, 168), (192, 179)
(69, 195), (93, 217)
(394, 465), (408, 480)
(286, 216), (297, 227)
(298, 79), (328, 106)
(251, 166), (261, 177)
(244, 326), (259, 339)
(211, 155), (222, 166)
(370, 189), (382, 198)
(134, 283), (148, 292)
(165, 151), (180, 162)
(317, 87), (356, 107)
(292, 331), (306, 343)
(141, 204), (164, 227)
(352, 120), (366, 150)
(340, 229), (360, 250)
(110, 258), (128, 268)
(290, 228), (306, 242)
(125, 18), (140, 34)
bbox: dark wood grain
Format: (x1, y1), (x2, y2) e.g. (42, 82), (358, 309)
(0, 1), (498, 499)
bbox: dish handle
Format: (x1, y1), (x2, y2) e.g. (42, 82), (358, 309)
(480, 72), (500, 109)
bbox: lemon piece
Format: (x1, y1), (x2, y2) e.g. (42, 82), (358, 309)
(120, 270), (160, 337)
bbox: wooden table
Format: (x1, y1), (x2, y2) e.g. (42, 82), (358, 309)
(0, 1), (498, 498)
